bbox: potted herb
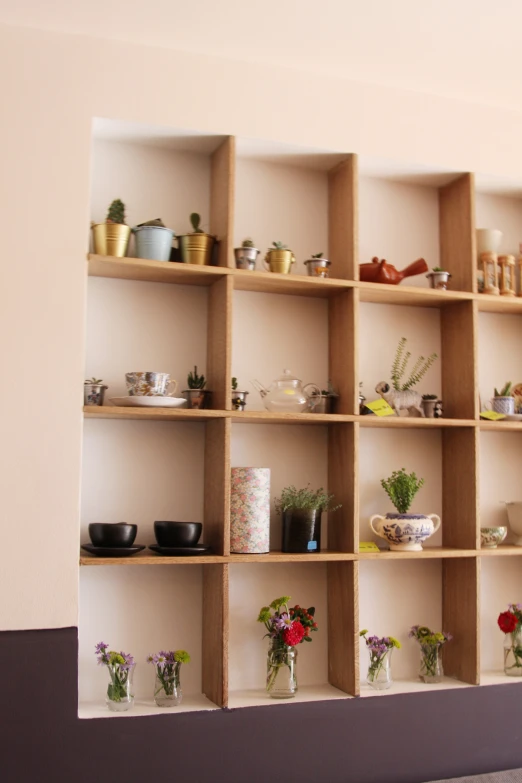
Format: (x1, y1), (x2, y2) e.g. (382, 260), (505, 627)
(258, 596), (318, 698)
(133, 217), (175, 263)
(263, 241), (295, 274)
(95, 642), (135, 712)
(234, 238), (259, 270)
(182, 366), (212, 409)
(275, 485), (341, 553)
(91, 199), (131, 258)
(409, 625), (452, 683)
(487, 381), (515, 415)
(304, 252), (331, 279)
(146, 649), (190, 707)
(360, 630), (401, 690)
(231, 376), (249, 411)
(375, 337), (438, 417)
(426, 266), (452, 290)
(369, 468), (440, 552)
(178, 213), (216, 266)
(421, 393), (439, 418)
(84, 377), (108, 407)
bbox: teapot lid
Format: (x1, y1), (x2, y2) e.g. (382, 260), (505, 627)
(275, 369), (301, 383)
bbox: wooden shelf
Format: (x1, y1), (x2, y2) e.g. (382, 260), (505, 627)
(88, 254), (230, 286)
(358, 547), (477, 559)
(479, 419), (522, 432)
(232, 268), (353, 298)
(80, 551), (227, 566)
(83, 406), (226, 422)
(475, 293), (522, 314)
(228, 410), (356, 424)
(356, 280), (473, 308)
(227, 551), (356, 563)
(357, 415), (475, 429)
(478, 546), (522, 556)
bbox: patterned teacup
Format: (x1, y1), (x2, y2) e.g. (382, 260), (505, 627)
(125, 371), (178, 397)
(485, 397), (515, 416)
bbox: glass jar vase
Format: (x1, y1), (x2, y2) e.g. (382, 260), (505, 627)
(504, 629), (522, 677)
(419, 644), (443, 683)
(266, 643), (297, 699)
(366, 648), (393, 690)
(105, 662), (135, 712)
(154, 663), (183, 707)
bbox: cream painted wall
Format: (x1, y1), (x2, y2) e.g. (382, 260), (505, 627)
(3, 21), (522, 633)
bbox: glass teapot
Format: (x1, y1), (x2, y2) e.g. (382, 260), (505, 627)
(251, 369), (320, 413)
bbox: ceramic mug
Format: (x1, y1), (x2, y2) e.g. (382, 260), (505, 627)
(484, 397), (515, 415)
(125, 371), (178, 397)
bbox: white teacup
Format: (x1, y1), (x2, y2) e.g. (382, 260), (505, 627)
(125, 371), (178, 397)
(484, 397), (515, 416)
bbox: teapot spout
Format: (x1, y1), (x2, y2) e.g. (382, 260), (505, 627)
(251, 379), (268, 398)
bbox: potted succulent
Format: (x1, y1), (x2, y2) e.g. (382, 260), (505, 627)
(234, 238), (259, 270)
(84, 377), (108, 406)
(426, 266), (452, 290)
(304, 252), (331, 279)
(369, 468), (441, 552)
(231, 377), (249, 411)
(132, 218), (175, 263)
(178, 213), (216, 266)
(182, 366), (212, 409)
(275, 485), (341, 553)
(421, 393), (439, 418)
(91, 199), (131, 258)
(264, 241), (295, 274)
(487, 381), (515, 415)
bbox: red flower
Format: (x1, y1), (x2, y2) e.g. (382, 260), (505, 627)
(283, 620), (305, 646)
(498, 611), (518, 634)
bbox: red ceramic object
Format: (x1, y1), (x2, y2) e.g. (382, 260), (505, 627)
(359, 257), (428, 285)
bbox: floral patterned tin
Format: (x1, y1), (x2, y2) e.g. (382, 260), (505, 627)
(230, 468), (270, 554)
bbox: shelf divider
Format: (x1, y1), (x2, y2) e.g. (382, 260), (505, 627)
(328, 560), (359, 696)
(202, 563), (229, 707)
(204, 418), (231, 556)
(328, 154), (358, 280)
(329, 288), (358, 414)
(443, 557), (480, 684)
(208, 276), (233, 411)
(442, 427), (479, 550)
(328, 422), (358, 553)
(441, 300), (478, 420)
(439, 172), (476, 293)
(210, 136), (235, 269)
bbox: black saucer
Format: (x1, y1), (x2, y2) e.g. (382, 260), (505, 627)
(81, 544), (146, 558)
(148, 544), (211, 556)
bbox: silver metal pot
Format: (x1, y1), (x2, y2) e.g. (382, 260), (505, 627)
(231, 390), (249, 411)
(304, 258), (331, 278)
(234, 247), (259, 270)
(182, 389), (212, 409)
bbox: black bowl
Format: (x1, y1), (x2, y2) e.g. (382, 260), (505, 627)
(154, 521), (202, 547)
(89, 523), (137, 548)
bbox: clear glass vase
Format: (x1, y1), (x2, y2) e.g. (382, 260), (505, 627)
(366, 648), (392, 690)
(266, 643), (297, 699)
(154, 663), (183, 707)
(504, 629), (522, 677)
(419, 644), (443, 683)
(105, 663), (135, 712)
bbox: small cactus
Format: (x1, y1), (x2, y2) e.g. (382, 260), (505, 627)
(242, 238), (256, 248)
(106, 199), (126, 225)
(231, 377), (238, 390)
(190, 213), (205, 234)
(187, 365), (206, 389)
(272, 241), (288, 250)
(312, 252), (323, 259)
(85, 377), (103, 385)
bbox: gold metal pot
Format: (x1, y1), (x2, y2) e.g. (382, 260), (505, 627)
(178, 233), (215, 265)
(264, 249), (295, 274)
(91, 223), (131, 257)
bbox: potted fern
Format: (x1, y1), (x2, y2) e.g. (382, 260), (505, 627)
(234, 238), (259, 270)
(264, 241), (295, 274)
(182, 366), (212, 409)
(91, 199), (131, 258)
(275, 485), (341, 553)
(178, 213), (216, 266)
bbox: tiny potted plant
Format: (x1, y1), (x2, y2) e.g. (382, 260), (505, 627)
(257, 596), (318, 698)
(275, 485), (341, 553)
(178, 213), (216, 266)
(95, 642), (135, 712)
(426, 266), (452, 290)
(307, 380), (339, 414)
(146, 649), (190, 707)
(231, 377), (249, 411)
(304, 252), (331, 278)
(84, 377), (108, 406)
(421, 393), (439, 418)
(91, 199), (131, 258)
(488, 381), (515, 415)
(234, 238), (259, 270)
(182, 366), (212, 409)
(369, 468), (441, 552)
(409, 625), (452, 683)
(264, 241), (295, 274)
(133, 217), (175, 263)
(360, 630), (401, 690)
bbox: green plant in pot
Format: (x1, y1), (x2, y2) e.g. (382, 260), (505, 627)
(488, 381), (515, 416)
(231, 376), (249, 411)
(178, 213), (216, 266)
(234, 238), (260, 270)
(426, 266), (451, 290)
(91, 199), (131, 258)
(304, 251), (331, 279)
(182, 366), (212, 409)
(275, 485), (341, 553)
(264, 241), (296, 274)
(369, 468), (440, 552)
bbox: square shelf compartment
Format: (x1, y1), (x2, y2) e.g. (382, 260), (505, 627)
(480, 557), (522, 685)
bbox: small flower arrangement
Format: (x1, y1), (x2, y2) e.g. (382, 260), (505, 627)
(498, 603), (522, 674)
(409, 625), (452, 682)
(147, 649), (191, 706)
(360, 630), (400, 688)
(95, 641), (135, 707)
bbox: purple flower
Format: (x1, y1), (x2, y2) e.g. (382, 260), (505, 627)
(95, 641), (108, 653)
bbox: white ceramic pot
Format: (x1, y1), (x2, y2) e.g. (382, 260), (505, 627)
(505, 502), (522, 546)
(476, 229), (503, 255)
(370, 513), (441, 552)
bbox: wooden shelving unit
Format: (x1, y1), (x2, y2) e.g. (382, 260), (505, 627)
(81, 134), (522, 715)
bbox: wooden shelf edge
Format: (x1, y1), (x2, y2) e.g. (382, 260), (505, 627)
(356, 281), (474, 308)
(358, 416), (475, 429)
(479, 419), (522, 432)
(478, 546), (522, 556)
(358, 547), (478, 559)
(83, 406), (225, 421)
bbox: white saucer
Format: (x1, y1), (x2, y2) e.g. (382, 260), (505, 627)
(109, 396), (187, 408)
(506, 414), (522, 421)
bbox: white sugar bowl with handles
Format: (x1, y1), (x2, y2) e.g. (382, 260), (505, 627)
(369, 513), (441, 552)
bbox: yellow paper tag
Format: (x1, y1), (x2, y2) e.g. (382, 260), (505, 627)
(480, 411), (506, 421)
(365, 399), (395, 417)
(359, 542), (381, 553)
